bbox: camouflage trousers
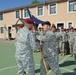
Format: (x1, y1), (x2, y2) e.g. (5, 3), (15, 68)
(73, 44), (76, 54)
(73, 45), (76, 61)
(69, 43), (73, 54)
(61, 42), (66, 53)
(74, 54), (76, 60)
(15, 55), (35, 75)
(59, 41), (62, 51)
(40, 55), (61, 75)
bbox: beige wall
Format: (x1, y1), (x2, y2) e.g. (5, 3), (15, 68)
(36, 0), (76, 28)
(0, 10), (22, 39)
(0, 0), (76, 39)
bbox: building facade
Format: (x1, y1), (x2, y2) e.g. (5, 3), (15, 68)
(0, 0), (76, 39)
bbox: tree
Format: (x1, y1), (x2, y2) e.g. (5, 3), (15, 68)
(31, 0), (39, 4)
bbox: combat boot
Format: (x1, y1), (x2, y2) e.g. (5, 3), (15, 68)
(62, 53), (65, 56)
(70, 54), (73, 57)
(60, 52), (65, 56)
(60, 52), (63, 56)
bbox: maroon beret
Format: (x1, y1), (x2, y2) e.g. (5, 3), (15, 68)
(63, 29), (66, 31)
(24, 18), (34, 24)
(66, 29), (69, 30)
(20, 24), (24, 28)
(74, 28), (76, 30)
(70, 27), (73, 29)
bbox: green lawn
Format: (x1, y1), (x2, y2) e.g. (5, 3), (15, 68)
(0, 42), (76, 75)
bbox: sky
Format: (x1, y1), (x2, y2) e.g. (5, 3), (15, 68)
(0, 0), (46, 11)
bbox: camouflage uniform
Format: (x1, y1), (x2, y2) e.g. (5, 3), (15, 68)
(37, 30), (61, 75)
(73, 32), (76, 61)
(15, 27), (38, 75)
(68, 32), (74, 55)
(56, 32), (62, 53)
(59, 31), (67, 55)
(65, 32), (70, 54)
(58, 32), (62, 53)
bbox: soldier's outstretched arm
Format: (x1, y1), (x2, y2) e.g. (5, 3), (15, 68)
(37, 33), (52, 42)
(29, 32), (38, 51)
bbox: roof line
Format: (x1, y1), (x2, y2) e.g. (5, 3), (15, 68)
(0, 0), (62, 13)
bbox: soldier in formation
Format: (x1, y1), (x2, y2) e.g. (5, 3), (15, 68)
(56, 27), (75, 57)
(73, 28), (76, 64)
(68, 27), (74, 57)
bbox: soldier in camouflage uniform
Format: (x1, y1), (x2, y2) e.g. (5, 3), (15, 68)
(57, 29), (63, 54)
(37, 22), (61, 75)
(73, 28), (76, 64)
(52, 25), (62, 54)
(59, 29), (67, 56)
(63, 29), (69, 55)
(15, 18), (38, 75)
(68, 27), (74, 57)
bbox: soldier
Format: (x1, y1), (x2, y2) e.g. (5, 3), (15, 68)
(56, 29), (62, 53)
(68, 27), (74, 57)
(15, 18), (38, 75)
(59, 29), (67, 56)
(63, 29), (69, 55)
(37, 21), (61, 75)
(74, 28), (76, 32)
(73, 28), (76, 64)
(51, 24), (56, 32)
(66, 29), (69, 33)
(51, 24), (61, 54)
(65, 29), (70, 54)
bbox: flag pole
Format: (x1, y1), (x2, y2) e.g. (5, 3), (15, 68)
(39, 41), (49, 75)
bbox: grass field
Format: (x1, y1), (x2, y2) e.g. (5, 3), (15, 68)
(0, 41), (76, 75)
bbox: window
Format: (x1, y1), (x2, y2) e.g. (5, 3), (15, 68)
(68, 22), (73, 28)
(69, 1), (76, 12)
(0, 13), (3, 21)
(37, 6), (43, 16)
(0, 27), (4, 34)
(15, 10), (20, 18)
(57, 23), (64, 29)
(50, 4), (56, 14)
(24, 9), (29, 17)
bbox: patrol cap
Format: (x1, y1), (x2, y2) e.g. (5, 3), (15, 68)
(24, 18), (34, 24)
(20, 24), (24, 28)
(42, 21), (51, 26)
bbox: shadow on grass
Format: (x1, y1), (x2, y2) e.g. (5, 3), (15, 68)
(35, 68), (40, 73)
(62, 72), (76, 75)
(35, 67), (51, 73)
(35, 68), (76, 75)
(59, 60), (76, 67)
(74, 68), (76, 72)
(62, 68), (76, 75)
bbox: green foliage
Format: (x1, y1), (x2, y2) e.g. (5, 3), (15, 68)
(31, 0), (39, 4)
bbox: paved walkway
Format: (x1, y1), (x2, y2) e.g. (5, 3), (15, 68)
(0, 39), (15, 43)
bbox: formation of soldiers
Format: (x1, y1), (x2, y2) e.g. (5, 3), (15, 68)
(15, 18), (76, 75)
(56, 27), (76, 58)
(38, 24), (76, 59)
